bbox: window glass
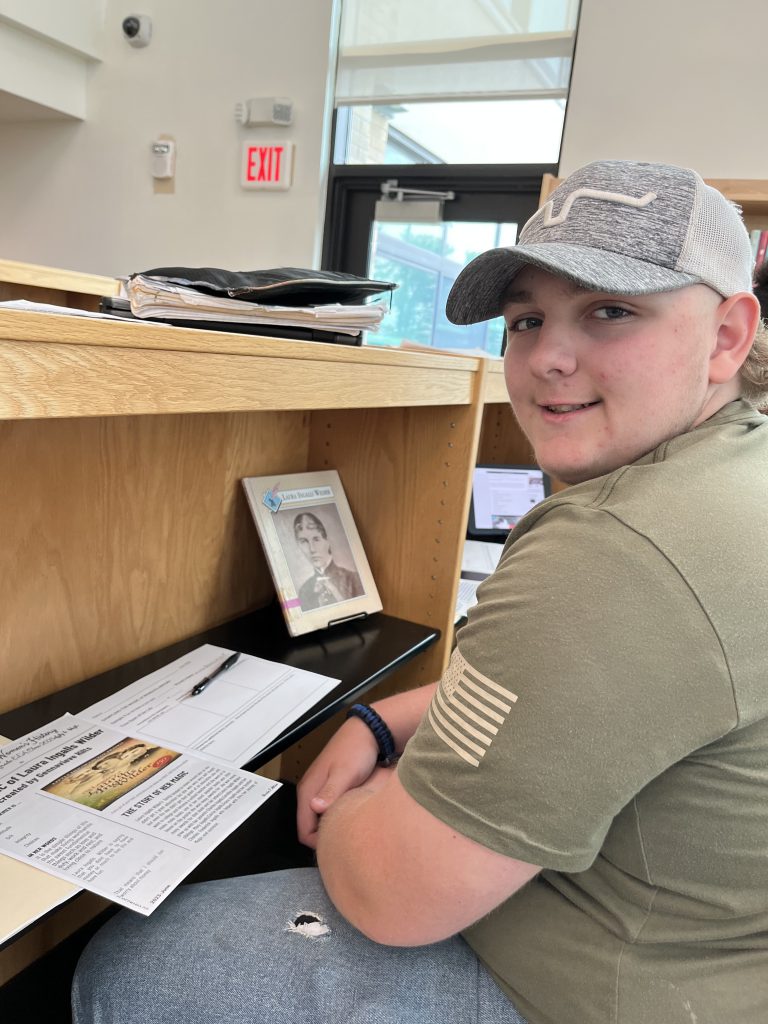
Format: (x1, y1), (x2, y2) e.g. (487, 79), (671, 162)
(336, 99), (566, 165)
(368, 220), (516, 354)
(335, 0), (580, 165)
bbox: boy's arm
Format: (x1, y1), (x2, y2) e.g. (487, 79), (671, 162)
(296, 683), (437, 848)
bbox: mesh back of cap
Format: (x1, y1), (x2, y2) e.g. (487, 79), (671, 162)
(677, 177), (754, 296)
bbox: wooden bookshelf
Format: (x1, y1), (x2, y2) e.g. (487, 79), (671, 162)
(0, 296), (503, 983)
(0, 308), (490, 717)
(0, 253), (533, 986)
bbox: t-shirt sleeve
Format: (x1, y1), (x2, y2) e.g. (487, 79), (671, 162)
(397, 504), (737, 872)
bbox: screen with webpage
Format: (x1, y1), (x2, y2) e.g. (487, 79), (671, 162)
(469, 465), (550, 536)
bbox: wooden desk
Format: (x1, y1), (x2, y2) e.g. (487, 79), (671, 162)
(0, 307), (492, 983)
(0, 293), (536, 987)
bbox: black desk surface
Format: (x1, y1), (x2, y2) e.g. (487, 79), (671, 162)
(0, 604), (437, 953)
(0, 603), (438, 768)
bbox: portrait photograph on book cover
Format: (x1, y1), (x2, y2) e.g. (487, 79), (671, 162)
(274, 502), (365, 612)
(242, 470), (382, 637)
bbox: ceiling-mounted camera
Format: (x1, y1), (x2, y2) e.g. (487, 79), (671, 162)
(122, 15), (152, 47)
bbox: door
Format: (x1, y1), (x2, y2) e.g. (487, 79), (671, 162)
(322, 164), (551, 354)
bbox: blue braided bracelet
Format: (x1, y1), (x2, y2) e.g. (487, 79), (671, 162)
(346, 703), (398, 766)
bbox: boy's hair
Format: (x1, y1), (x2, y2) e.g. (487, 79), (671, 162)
(740, 318), (768, 407)
(754, 261), (768, 320)
(743, 262), (768, 407)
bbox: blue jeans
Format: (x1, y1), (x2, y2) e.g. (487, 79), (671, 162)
(72, 867), (528, 1024)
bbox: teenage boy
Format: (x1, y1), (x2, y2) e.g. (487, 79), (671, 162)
(73, 161), (768, 1024)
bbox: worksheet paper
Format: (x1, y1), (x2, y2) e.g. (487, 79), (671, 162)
(454, 540), (505, 622)
(0, 715), (279, 915)
(462, 539), (505, 576)
(82, 645), (341, 769)
(454, 579), (482, 623)
(0, 647), (338, 918)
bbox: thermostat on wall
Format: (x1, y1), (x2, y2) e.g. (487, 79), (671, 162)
(151, 139), (175, 179)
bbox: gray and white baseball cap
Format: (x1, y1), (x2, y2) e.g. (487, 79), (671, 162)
(446, 160), (755, 325)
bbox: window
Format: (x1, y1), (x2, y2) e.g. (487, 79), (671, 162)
(369, 219), (517, 353)
(335, 0), (579, 165)
(323, 0), (582, 353)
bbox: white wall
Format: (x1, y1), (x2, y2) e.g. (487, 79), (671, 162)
(0, 0), (337, 276)
(0, 0), (766, 278)
(561, 0), (768, 177)
(0, 0), (102, 58)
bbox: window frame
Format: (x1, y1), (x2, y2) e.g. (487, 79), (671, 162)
(321, 160), (555, 277)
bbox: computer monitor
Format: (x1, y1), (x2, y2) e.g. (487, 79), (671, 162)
(467, 464), (551, 540)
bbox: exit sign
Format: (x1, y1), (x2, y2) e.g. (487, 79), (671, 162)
(241, 141), (294, 190)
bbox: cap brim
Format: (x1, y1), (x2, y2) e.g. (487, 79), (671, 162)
(445, 243), (701, 325)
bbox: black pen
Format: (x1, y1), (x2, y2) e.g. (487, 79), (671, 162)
(188, 652), (241, 697)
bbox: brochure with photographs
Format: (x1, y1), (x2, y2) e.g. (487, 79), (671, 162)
(242, 470), (382, 636)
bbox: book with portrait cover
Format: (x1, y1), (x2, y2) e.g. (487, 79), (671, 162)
(242, 470), (382, 636)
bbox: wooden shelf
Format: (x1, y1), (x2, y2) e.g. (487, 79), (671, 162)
(0, 260), (119, 298)
(0, 605), (438, 773)
(0, 259), (120, 314)
(0, 307), (479, 981)
(484, 361), (509, 403)
(0, 310), (479, 420)
(0, 605), (437, 969)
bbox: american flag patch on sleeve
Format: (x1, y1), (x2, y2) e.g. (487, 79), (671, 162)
(428, 647), (518, 767)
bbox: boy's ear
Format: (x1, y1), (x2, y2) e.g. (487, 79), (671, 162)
(708, 292), (761, 384)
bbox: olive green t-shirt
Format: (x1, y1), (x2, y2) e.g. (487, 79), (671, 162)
(399, 400), (768, 1024)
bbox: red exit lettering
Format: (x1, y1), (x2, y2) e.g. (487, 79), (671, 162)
(245, 145), (284, 183)
(241, 141), (294, 190)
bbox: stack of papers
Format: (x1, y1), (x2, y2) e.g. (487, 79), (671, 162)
(0, 298), (165, 324)
(0, 645), (339, 922)
(127, 275), (389, 336)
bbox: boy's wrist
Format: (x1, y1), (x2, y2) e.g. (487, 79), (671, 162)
(345, 703), (398, 766)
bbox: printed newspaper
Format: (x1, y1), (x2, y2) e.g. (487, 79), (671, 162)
(0, 645), (340, 916)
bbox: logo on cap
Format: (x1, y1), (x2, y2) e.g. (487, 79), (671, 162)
(538, 187), (657, 228)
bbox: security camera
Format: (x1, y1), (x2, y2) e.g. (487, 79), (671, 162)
(122, 14), (152, 47)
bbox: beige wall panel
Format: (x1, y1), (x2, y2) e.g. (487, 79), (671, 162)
(0, 409), (310, 713)
(0, 0), (337, 274)
(561, 0), (768, 177)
